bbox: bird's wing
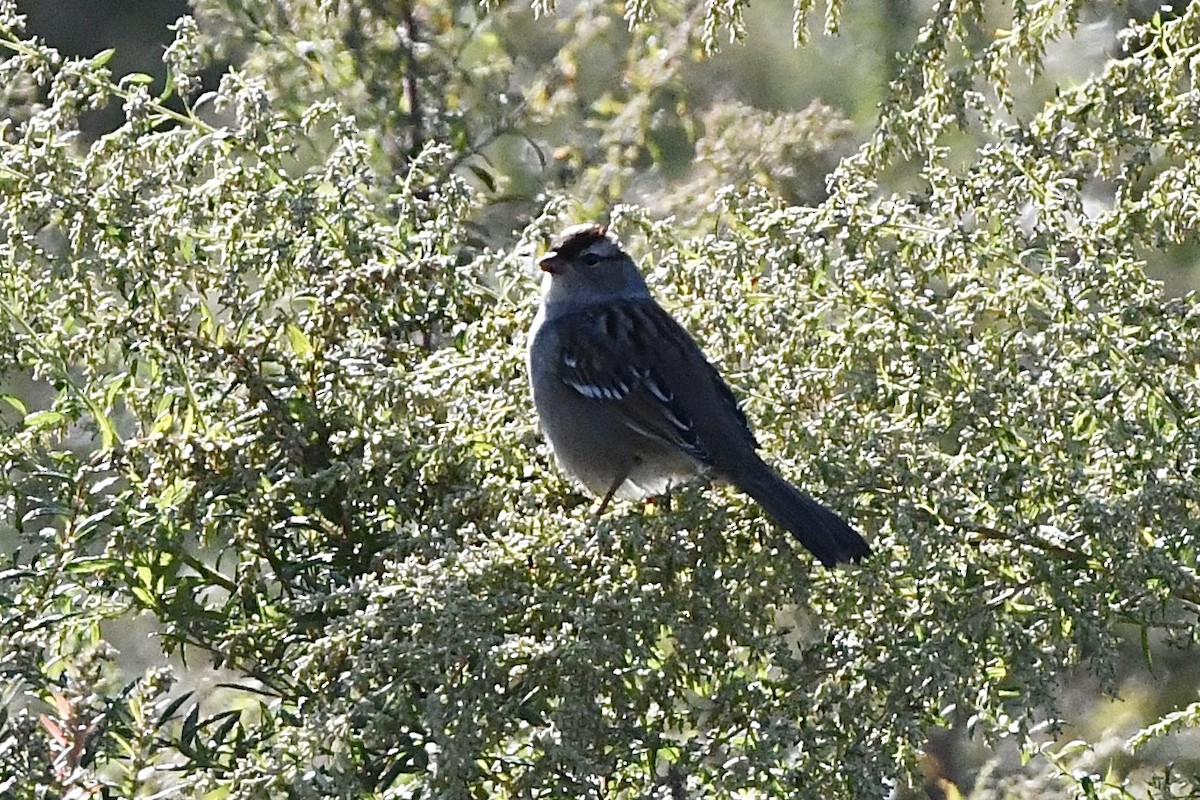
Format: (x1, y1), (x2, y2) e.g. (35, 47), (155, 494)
(553, 299), (758, 467)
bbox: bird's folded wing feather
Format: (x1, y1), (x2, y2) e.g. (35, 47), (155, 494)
(553, 299), (758, 467)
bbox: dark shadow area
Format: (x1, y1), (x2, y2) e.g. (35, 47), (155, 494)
(16, 0), (220, 136)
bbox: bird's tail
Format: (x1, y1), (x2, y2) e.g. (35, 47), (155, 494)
(733, 459), (869, 567)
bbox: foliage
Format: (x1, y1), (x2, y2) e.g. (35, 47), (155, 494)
(1, 0), (1198, 798)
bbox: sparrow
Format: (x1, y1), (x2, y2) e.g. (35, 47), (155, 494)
(526, 223), (869, 567)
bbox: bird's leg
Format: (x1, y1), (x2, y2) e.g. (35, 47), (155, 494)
(593, 458), (637, 527)
(588, 470), (629, 556)
(595, 472), (626, 517)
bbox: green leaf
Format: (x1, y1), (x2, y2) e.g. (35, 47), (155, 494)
(94, 407), (118, 451)
(284, 322), (313, 358)
(1, 393), (28, 415)
(151, 409), (175, 435)
(63, 557), (121, 575)
(23, 410), (66, 431)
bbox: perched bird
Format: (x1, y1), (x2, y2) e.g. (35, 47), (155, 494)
(526, 223), (869, 567)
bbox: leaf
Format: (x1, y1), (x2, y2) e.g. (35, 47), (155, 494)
(159, 72), (177, 103)
(94, 407), (119, 451)
(22, 410), (66, 431)
(1, 393), (28, 415)
(63, 557), (121, 575)
(212, 710), (242, 745)
(90, 474), (122, 494)
(155, 691), (195, 729)
(177, 232), (196, 262)
(181, 703), (201, 748)
(151, 409), (175, 435)
(39, 714), (66, 744)
(285, 322), (313, 358)
(155, 477), (193, 509)
(74, 508), (118, 538)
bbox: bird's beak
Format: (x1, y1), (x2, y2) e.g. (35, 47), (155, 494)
(537, 250), (562, 274)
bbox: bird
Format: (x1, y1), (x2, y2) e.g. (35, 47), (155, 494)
(525, 223), (870, 567)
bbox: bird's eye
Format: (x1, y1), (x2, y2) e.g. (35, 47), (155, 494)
(580, 252), (602, 268)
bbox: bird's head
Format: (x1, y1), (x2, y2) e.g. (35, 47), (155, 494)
(537, 224), (650, 308)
